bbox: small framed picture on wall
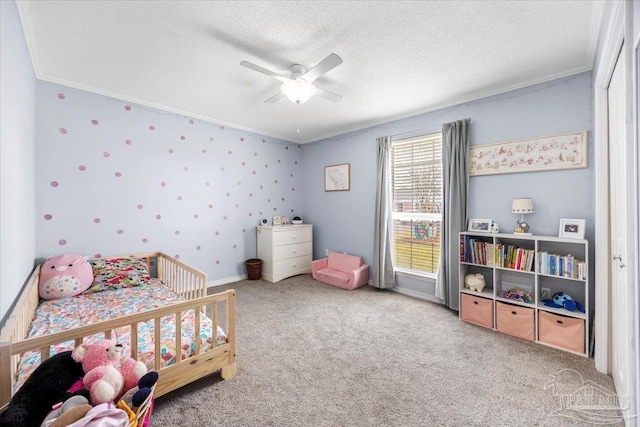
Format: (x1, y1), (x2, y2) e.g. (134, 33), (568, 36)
(558, 218), (586, 240)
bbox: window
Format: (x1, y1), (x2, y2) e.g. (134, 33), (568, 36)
(390, 132), (442, 275)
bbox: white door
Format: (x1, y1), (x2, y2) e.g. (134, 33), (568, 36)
(608, 45), (632, 420)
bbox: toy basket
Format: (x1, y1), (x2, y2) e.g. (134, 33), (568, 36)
(129, 383), (156, 427)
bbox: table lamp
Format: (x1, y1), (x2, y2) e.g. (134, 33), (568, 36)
(512, 198), (534, 235)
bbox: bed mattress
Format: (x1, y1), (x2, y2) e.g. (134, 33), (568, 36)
(14, 279), (226, 392)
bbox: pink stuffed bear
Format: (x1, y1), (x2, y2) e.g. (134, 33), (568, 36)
(39, 254), (93, 300)
(71, 340), (147, 406)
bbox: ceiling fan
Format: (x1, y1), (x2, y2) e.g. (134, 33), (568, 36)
(240, 53), (343, 104)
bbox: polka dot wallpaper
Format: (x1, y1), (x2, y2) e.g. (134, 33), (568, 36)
(35, 81), (303, 281)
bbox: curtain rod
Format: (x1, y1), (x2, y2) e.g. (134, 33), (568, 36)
(390, 118), (471, 139)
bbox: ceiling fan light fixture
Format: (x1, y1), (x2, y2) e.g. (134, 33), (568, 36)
(281, 79), (316, 104)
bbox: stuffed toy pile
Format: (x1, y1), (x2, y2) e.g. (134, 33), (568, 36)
(0, 341), (158, 427)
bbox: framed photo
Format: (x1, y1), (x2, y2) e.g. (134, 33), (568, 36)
(272, 215), (281, 225)
(325, 163), (350, 191)
(558, 218), (586, 240)
(468, 219), (492, 232)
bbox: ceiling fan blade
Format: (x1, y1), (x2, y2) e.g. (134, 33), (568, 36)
(264, 92), (285, 104)
(314, 86), (342, 103)
(240, 61), (290, 83)
(301, 53), (343, 83)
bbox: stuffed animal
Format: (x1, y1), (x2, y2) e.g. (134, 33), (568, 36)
(464, 273), (486, 292)
(72, 340), (146, 406)
(0, 351), (85, 427)
(39, 254), (93, 300)
(542, 292), (585, 313)
(40, 395), (92, 427)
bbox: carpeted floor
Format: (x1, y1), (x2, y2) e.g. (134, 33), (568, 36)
(152, 274), (622, 426)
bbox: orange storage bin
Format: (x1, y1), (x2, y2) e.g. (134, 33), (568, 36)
(460, 293), (493, 329)
(495, 301), (534, 341)
(538, 310), (585, 354)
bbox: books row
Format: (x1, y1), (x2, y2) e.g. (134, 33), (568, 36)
(537, 252), (586, 280)
(460, 236), (534, 271)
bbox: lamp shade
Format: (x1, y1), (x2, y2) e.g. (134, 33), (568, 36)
(511, 198), (535, 214)
(281, 80), (316, 104)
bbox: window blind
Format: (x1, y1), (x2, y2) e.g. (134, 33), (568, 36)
(390, 133), (442, 273)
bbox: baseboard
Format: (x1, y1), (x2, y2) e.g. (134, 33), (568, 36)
(390, 286), (444, 304)
(208, 275), (247, 288)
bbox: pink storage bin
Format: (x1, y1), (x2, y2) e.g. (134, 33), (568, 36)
(496, 301), (534, 341)
(538, 310), (585, 354)
(460, 293), (493, 329)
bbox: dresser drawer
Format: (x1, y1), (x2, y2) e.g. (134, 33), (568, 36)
(460, 293), (493, 329)
(273, 242), (312, 261)
(496, 302), (534, 341)
(273, 227), (312, 246)
(273, 255), (312, 276)
(538, 310), (585, 354)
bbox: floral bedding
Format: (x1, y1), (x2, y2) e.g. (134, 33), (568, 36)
(14, 279), (226, 392)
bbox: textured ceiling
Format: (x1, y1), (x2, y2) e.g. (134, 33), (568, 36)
(17, 1), (603, 143)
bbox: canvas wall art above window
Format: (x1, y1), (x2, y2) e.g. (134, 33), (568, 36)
(469, 131), (588, 176)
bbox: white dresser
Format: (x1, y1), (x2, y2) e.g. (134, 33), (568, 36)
(257, 224), (313, 282)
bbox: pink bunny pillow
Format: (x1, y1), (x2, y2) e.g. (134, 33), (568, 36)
(39, 254), (93, 300)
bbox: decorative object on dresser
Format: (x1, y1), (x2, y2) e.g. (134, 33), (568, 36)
(459, 231), (589, 356)
(272, 215), (282, 225)
(511, 198), (534, 235)
(558, 218), (586, 240)
(291, 216), (303, 225)
(257, 224), (313, 282)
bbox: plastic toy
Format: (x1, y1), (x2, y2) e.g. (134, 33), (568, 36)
(542, 291), (585, 313)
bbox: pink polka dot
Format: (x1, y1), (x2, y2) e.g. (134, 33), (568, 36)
(237, 181), (241, 186)
(235, 204), (239, 208)
(254, 152), (258, 156)
(160, 181), (166, 187)
(240, 137), (244, 141)
(180, 136), (186, 140)
(233, 244), (237, 249)
(220, 126), (224, 130)
(253, 171), (256, 175)
(215, 231), (219, 235)
(183, 166), (188, 171)
(59, 128), (67, 134)
(267, 199), (271, 203)
(103, 152), (110, 158)
(142, 238), (148, 243)
(228, 150), (232, 155)
(273, 207), (277, 211)
(175, 230), (180, 235)
(93, 218), (101, 223)
(117, 229), (124, 235)
(209, 137), (214, 141)
(275, 180), (279, 184)
(290, 173), (294, 177)
(91, 119), (99, 125)
(278, 159), (281, 163)
(242, 162), (246, 166)
(285, 146), (289, 150)
(57, 93), (65, 99)
(189, 119), (194, 124)
(125, 139), (132, 145)
(242, 229), (246, 233)
(175, 254), (180, 259)
(249, 193), (253, 197)
(51, 181), (59, 187)
(205, 181), (210, 186)
(226, 193), (230, 197)
(125, 105), (131, 111)
(169, 148), (174, 154)
(295, 161), (298, 165)
(265, 164), (269, 168)
(196, 246), (201, 250)
(292, 188), (296, 191)
(177, 196), (183, 201)
(262, 139), (265, 143)
(281, 197), (285, 201)
(202, 149), (207, 154)
(216, 260), (220, 264)
(193, 214), (198, 219)
(260, 185), (263, 189)
(78, 165), (86, 171)
(149, 125), (155, 131)
(44, 214), (52, 220)
(223, 216), (227, 220)
(259, 211), (263, 215)
(220, 167), (224, 171)
(156, 214), (161, 220)
(137, 204), (143, 209)
(208, 204), (213, 209)
(115, 172), (122, 177)
(58, 239), (67, 246)
(248, 212), (252, 216)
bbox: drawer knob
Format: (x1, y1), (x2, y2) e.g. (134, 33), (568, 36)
(292, 263), (297, 267)
(473, 301), (479, 305)
(293, 250), (296, 254)
(511, 311), (517, 315)
(556, 320), (564, 325)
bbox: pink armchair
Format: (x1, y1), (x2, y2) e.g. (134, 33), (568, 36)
(311, 252), (369, 290)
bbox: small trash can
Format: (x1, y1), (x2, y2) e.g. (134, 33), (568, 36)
(245, 258), (263, 280)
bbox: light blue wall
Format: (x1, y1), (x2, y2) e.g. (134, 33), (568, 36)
(35, 81), (303, 282)
(302, 72), (594, 298)
(0, 0), (37, 320)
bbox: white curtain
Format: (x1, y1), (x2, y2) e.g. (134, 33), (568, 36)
(373, 136), (395, 289)
(436, 120), (470, 309)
